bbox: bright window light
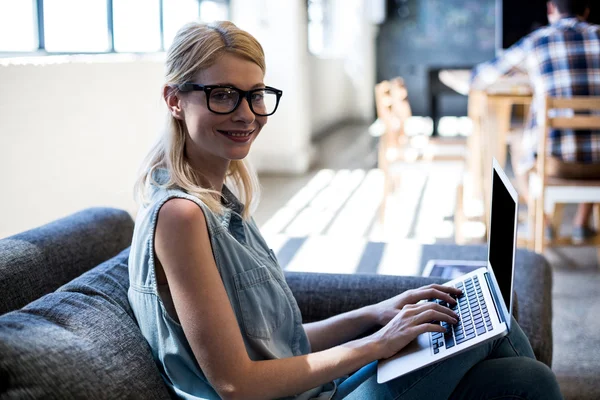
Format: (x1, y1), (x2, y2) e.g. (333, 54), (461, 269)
(113, 0), (161, 52)
(44, 0), (109, 52)
(199, 1), (228, 23)
(307, 0), (326, 55)
(163, 0), (200, 50)
(0, 0), (37, 51)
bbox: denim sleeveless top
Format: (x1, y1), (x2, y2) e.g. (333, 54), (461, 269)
(128, 169), (335, 399)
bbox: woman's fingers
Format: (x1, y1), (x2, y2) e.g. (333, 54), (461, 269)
(378, 303), (458, 358)
(405, 301), (459, 321)
(411, 323), (447, 336)
(413, 308), (458, 326)
(404, 288), (456, 307)
(429, 283), (463, 297)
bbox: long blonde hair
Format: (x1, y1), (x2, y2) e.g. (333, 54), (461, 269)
(134, 21), (263, 219)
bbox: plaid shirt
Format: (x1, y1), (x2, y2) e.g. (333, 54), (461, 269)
(472, 17), (600, 169)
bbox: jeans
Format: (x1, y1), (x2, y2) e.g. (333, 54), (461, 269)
(331, 318), (562, 400)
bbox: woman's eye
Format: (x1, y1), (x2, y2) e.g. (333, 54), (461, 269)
(251, 92), (265, 102)
(213, 94), (229, 101)
(211, 90), (236, 102)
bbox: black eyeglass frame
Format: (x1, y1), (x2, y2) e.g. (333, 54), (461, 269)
(176, 83), (283, 116)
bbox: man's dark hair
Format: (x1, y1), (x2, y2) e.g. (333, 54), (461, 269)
(551, 0), (591, 16)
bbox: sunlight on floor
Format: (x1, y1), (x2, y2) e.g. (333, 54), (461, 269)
(260, 163), (486, 275)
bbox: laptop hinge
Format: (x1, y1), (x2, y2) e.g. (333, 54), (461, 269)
(484, 272), (505, 324)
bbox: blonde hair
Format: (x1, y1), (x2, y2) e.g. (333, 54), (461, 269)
(134, 21), (264, 219)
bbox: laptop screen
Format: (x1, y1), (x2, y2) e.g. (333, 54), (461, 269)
(488, 166), (517, 314)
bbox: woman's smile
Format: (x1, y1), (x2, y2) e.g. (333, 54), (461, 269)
(217, 128), (256, 143)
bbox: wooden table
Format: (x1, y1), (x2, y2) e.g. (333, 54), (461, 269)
(439, 70), (533, 236)
(479, 91), (532, 232)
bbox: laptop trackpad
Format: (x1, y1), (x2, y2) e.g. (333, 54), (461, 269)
(400, 332), (430, 355)
(377, 333), (431, 383)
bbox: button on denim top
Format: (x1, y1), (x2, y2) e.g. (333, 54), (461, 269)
(128, 169), (332, 400)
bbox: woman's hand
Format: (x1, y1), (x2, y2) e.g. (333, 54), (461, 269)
(370, 301), (459, 360)
(369, 284), (463, 326)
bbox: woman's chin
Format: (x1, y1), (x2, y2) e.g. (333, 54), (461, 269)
(226, 149), (251, 161)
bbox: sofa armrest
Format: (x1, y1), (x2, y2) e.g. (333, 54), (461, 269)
(0, 207), (134, 315)
(510, 250), (554, 368)
(284, 271), (447, 323)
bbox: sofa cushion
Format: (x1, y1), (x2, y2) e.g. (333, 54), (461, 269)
(0, 248), (171, 400)
(0, 207), (135, 315)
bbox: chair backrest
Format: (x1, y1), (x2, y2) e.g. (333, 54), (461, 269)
(531, 96), (600, 252)
(538, 96), (600, 178)
(390, 78), (412, 131)
(375, 77), (412, 167)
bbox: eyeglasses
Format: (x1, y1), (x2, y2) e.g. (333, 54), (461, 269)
(177, 83), (283, 116)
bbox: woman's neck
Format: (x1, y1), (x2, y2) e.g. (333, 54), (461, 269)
(184, 154), (229, 196)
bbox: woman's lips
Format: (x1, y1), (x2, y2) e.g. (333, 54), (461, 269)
(218, 129), (255, 142)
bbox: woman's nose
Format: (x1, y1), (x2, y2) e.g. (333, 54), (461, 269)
(232, 97), (255, 123)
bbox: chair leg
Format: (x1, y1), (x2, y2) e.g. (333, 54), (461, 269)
(379, 173), (390, 224)
(454, 179), (465, 244)
(552, 203), (564, 240)
(593, 203), (600, 230)
(592, 204), (600, 268)
(527, 192), (537, 251)
(535, 195), (545, 254)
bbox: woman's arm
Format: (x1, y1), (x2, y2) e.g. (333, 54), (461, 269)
(303, 283), (461, 352)
(155, 199), (458, 400)
(303, 307), (378, 352)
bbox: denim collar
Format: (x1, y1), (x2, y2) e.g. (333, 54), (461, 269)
(221, 185), (244, 216)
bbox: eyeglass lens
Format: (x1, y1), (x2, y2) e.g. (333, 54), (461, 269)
(209, 88), (278, 115)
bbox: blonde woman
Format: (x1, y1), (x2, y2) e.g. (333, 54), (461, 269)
(127, 21), (562, 400)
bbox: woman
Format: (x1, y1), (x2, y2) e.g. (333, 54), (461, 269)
(128, 21), (562, 400)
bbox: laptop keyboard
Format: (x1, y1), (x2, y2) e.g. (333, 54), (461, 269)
(430, 276), (494, 354)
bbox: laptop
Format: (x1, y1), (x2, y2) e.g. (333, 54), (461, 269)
(377, 158), (519, 383)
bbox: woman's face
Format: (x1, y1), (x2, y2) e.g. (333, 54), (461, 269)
(178, 53), (268, 170)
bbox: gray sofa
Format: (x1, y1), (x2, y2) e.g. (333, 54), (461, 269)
(0, 207), (554, 399)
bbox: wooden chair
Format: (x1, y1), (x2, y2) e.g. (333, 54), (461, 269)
(375, 77), (413, 189)
(528, 96), (600, 254)
(375, 78), (468, 242)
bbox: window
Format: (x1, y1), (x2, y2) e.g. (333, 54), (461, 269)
(0, 0), (230, 54)
(113, 0), (162, 52)
(307, 0), (354, 57)
(0, 0), (38, 52)
(199, 0), (228, 23)
(307, 0), (329, 55)
(44, 0), (110, 52)
(163, 0), (200, 50)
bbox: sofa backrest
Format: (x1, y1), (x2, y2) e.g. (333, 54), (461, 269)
(0, 207), (135, 315)
(0, 248), (172, 399)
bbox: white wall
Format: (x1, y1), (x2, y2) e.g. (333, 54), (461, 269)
(0, 54), (166, 238)
(308, 57), (357, 133)
(0, 0), (377, 239)
(308, 0), (377, 134)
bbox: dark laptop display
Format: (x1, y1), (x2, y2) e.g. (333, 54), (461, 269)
(488, 168), (517, 312)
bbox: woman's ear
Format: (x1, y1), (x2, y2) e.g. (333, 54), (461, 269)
(163, 85), (184, 120)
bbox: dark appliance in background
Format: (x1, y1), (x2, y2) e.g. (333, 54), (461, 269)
(499, 0), (599, 51)
(497, 0), (548, 51)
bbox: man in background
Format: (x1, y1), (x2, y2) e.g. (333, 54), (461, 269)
(471, 0), (600, 243)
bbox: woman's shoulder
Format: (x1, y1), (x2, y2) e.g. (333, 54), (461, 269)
(133, 189), (220, 240)
(157, 197), (207, 230)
